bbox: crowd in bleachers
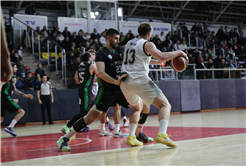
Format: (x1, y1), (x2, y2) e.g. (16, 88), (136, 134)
(6, 21), (246, 82)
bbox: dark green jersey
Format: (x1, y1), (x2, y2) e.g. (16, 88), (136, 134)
(1, 78), (13, 97)
(77, 62), (94, 90)
(95, 46), (124, 89)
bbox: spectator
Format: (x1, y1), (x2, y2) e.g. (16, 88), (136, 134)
(11, 50), (22, 65)
(52, 27), (61, 37)
(47, 76), (53, 89)
(62, 27), (71, 38)
(128, 30), (134, 39)
(171, 21), (177, 34)
(228, 59), (236, 68)
(224, 26), (229, 40)
(159, 31), (165, 42)
(51, 32), (57, 41)
(163, 35), (172, 47)
(17, 45), (23, 58)
(22, 26), (32, 52)
(36, 26), (41, 33)
(16, 61), (27, 89)
(119, 32), (125, 44)
(174, 40), (181, 51)
(25, 3), (36, 15)
(191, 23), (199, 33)
(207, 31), (212, 41)
(233, 28), (239, 43)
(77, 30), (86, 47)
(188, 54), (195, 64)
(227, 40), (234, 50)
(91, 28), (99, 40)
(203, 53), (210, 63)
(122, 33), (131, 45)
(156, 39), (162, 51)
(196, 57), (206, 79)
(171, 31), (180, 44)
(180, 40), (187, 51)
(152, 34), (160, 45)
(40, 37), (47, 52)
(58, 32), (64, 42)
(83, 32), (91, 41)
(35, 63), (46, 78)
(41, 26), (50, 37)
(48, 40), (54, 52)
(70, 32), (78, 47)
(182, 22), (189, 39)
(71, 57), (81, 71)
(33, 73), (42, 90)
(206, 59), (215, 78)
(166, 43), (172, 52)
(218, 47), (227, 56)
(238, 46), (245, 55)
(26, 72), (34, 91)
(62, 36), (71, 52)
(99, 32), (106, 46)
(67, 52), (76, 69)
(214, 55), (222, 68)
(198, 23), (203, 33)
(37, 74), (54, 125)
(94, 39), (100, 51)
(33, 31), (39, 52)
(225, 53), (231, 64)
(192, 48), (200, 61)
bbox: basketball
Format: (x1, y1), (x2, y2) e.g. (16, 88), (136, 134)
(171, 56), (188, 72)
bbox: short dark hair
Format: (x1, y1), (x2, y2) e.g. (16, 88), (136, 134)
(81, 52), (91, 62)
(47, 76), (51, 81)
(105, 28), (119, 38)
(138, 22), (152, 36)
(42, 74), (47, 78)
(14, 50), (18, 54)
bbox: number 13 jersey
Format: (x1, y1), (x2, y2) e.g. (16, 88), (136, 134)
(122, 38), (152, 85)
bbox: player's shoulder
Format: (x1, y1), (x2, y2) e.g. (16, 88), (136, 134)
(97, 47), (107, 55)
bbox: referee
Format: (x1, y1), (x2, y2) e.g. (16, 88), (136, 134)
(37, 74), (54, 125)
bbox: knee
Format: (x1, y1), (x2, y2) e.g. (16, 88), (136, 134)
(17, 109), (25, 115)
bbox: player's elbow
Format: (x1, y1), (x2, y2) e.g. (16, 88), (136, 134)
(97, 71), (104, 78)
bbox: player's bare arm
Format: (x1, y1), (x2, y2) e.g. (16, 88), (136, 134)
(145, 42), (188, 62)
(90, 64), (98, 77)
(149, 59), (163, 65)
(13, 84), (33, 99)
(96, 62), (127, 85)
(1, 8), (13, 87)
(74, 72), (80, 85)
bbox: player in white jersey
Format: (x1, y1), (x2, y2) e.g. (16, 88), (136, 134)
(120, 22), (188, 147)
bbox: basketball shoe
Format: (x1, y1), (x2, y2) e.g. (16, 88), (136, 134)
(113, 130), (128, 137)
(98, 129), (112, 136)
(106, 121), (114, 130)
(123, 119), (129, 127)
(61, 125), (70, 134)
(56, 137), (71, 152)
(126, 135), (143, 146)
(4, 127), (17, 137)
(136, 131), (154, 143)
(155, 132), (178, 147)
(79, 126), (90, 132)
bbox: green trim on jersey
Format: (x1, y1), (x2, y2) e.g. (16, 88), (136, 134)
(94, 87), (104, 106)
(83, 75), (93, 111)
(7, 96), (20, 109)
(97, 78), (103, 87)
(105, 47), (115, 53)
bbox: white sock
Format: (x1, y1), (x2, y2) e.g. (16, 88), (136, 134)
(9, 119), (17, 128)
(106, 117), (110, 122)
(101, 123), (105, 130)
(159, 119), (169, 134)
(123, 116), (127, 120)
(64, 127), (77, 139)
(136, 124), (143, 135)
(129, 124), (137, 137)
(115, 124), (120, 132)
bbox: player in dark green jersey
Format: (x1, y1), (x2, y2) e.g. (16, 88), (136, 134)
(1, 62), (34, 137)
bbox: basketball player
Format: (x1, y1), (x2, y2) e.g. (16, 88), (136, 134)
(1, 7), (13, 90)
(61, 52), (97, 133)
(120, 22), (188, 147)
(1, 62), (34, 137)
(56, 29), (152, 151)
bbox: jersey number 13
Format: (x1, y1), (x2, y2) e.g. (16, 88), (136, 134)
(124, 49), (135, 65)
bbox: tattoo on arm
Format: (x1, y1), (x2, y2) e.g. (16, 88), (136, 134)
(13, 84), (27, 97)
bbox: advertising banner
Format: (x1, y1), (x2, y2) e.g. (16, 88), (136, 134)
(58, 17), (87, 34)
(119, 21), (139, 36)
(14, 14), (48, 30)
(150, 22), (171, 37)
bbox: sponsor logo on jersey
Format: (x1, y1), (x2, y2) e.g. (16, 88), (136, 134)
(108, 54), (112, 60)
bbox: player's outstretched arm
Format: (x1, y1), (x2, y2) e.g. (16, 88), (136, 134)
(145, 42), (188, 62)
(149, 59), (162, 65)
(1, 8), (13, 87)
(13, 84), (33, 99)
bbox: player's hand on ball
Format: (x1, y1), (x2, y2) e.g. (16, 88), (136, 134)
(179, 50), (188, 62)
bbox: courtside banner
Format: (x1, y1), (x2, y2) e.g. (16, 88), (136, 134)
(150, 22), (171, 37)
(14, 14), (48, 30)
(119, 21), (139, 36)
(91, 20), (117, 34)
(58, 17), (87, 34)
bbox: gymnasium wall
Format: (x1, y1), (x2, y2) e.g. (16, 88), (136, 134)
(2, 79), (246, 125)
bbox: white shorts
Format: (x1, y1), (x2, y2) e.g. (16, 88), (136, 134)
(120, 80), (162, 106)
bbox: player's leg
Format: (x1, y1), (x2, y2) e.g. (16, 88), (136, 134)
(4, 108), (25, 137)
(120, 81), (143, 146)
(152, 93), (177, 147)
(99, 111), (112, 136)
(113, 104), (128, 138)
(136, 102), (154, 143)
(121, 108), (129, 127)
(56, 88), (114, 151)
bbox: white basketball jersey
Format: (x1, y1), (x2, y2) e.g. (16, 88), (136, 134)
(121, 38), (151, 85)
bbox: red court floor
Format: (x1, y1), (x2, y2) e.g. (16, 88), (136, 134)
(1, 126), (246, 163)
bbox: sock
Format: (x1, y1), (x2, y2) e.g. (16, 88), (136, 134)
(129, 124), (137, 137)
(9, 119), (17, 128)
(135, 124), (143, 135)
(115, 124), (120, 132)
(101, 123), (105, 130)
(159, 119), (169, 134)
(64, 127), (77, 139)
(106, 117), (110, 122)
(123, 116), (127, 120)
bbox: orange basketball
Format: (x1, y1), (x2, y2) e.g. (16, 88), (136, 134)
(171, 56), (188, 72)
